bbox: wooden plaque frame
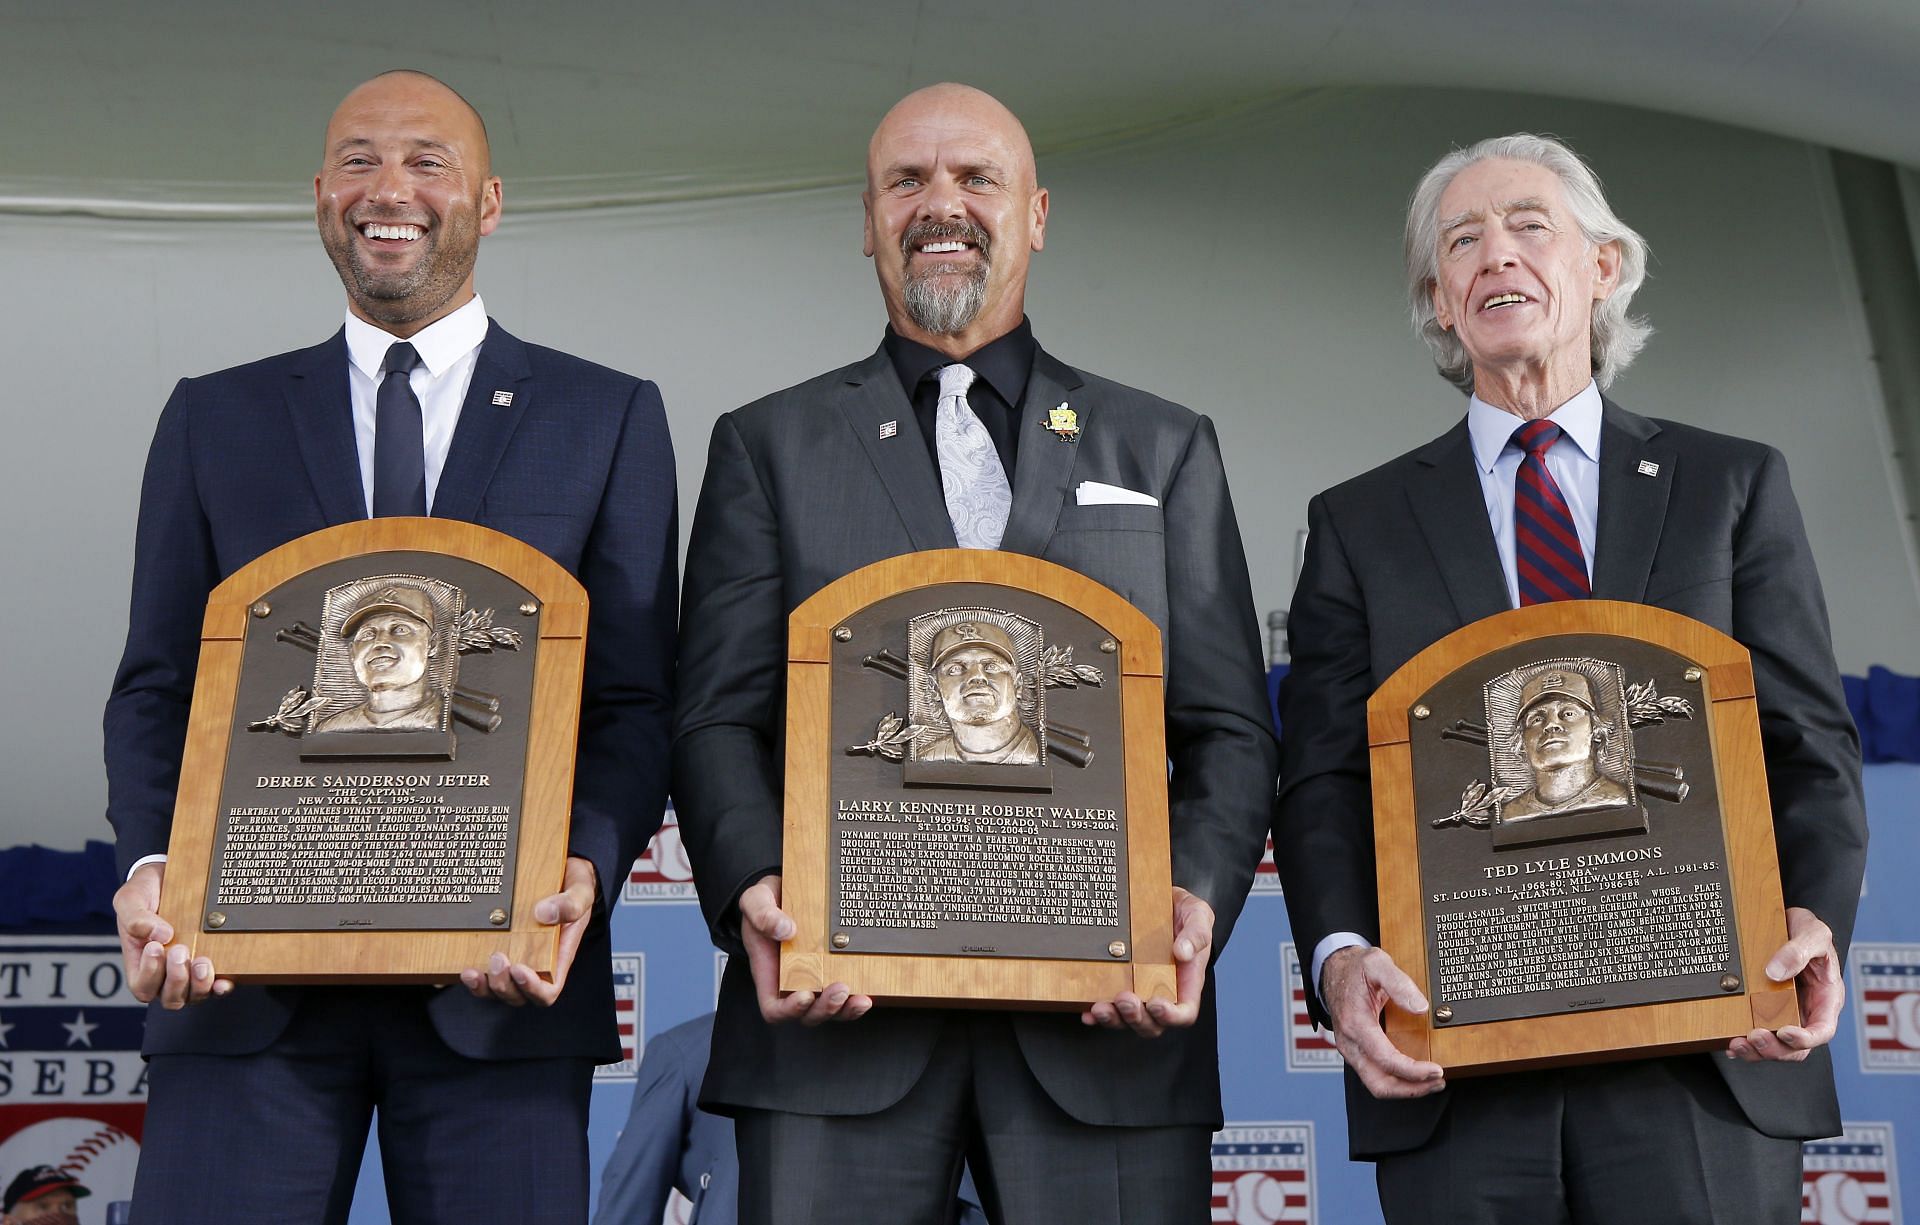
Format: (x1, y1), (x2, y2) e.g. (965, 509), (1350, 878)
(1369, 600), (1797, 1075)
(780, 550), (1177, 1009)
(156, 518), (588, 983)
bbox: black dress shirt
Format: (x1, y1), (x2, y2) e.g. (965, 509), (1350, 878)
(882, 318), (1036, 483)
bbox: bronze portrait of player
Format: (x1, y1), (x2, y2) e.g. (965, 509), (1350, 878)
(1500, 667), (1632, 823)
(917, 620), (1042, 766)
(312, 581), (449, 734)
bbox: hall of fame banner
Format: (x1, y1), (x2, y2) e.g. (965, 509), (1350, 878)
(1802, 1124), (1900, 1225)
(0, 938), (146, 1223)
(1854, 944), (1920, 1074)
(622, 805), (697, 906)
(594, 953), (645, 1082)
(1279, 943), (1337, 1073)
(1210, 1122), (1314, 1224)
(1251, 834), (1282, 895)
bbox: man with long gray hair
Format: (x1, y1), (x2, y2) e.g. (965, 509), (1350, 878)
(1275, 133), (1865, 1222)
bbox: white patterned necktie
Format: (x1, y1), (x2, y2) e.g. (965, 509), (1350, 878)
(935, 363), (1012, 549)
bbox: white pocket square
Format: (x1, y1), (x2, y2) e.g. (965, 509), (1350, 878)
(1075, 480), (1158, 507)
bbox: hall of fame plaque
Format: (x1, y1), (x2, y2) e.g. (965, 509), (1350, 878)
(780, 550), (1176, 1009)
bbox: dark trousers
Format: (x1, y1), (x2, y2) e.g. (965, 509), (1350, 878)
(1375, 1055), (1804, 1225)
(735, 1012), (1211, 1225)
(132, 988), (594, 1225)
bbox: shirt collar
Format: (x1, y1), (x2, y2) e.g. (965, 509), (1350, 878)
(1467, 380), (1604, 473)
(343, 295), (489, 381)
(882, 317), (1037, 408)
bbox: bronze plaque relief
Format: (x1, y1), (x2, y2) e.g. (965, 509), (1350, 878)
(1410, 633), (1740, 1027)
(828, 583), (1130, 962)
(207, 551), (539, 932)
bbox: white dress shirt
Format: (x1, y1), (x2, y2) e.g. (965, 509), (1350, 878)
(126, 297), (490, 881)
(1310, 382), (1605, 998)
(344, 294), (489, 516)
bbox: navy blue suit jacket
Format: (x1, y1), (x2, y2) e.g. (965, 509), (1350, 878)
(104, 321), (677, 1062)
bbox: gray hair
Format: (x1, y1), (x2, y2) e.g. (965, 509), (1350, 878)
(1405, 133), (1651, 393)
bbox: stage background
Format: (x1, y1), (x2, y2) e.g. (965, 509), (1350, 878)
(3, 3), (1919, 1222)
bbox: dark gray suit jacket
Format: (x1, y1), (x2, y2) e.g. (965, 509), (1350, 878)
(1274, 399), (1868, 1158)
(672, 344), (1278, 1127)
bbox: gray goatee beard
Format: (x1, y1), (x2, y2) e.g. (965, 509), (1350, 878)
(901, 221), (990, 335)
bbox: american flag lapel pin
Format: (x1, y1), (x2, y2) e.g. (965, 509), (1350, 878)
(1637, 459), (1659, 477)
(879, 420), (899, 439)
(491, 390), (514, 407)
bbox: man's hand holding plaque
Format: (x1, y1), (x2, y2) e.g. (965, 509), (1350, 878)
(115, 862), (230, 1008)
(1319, 945), (1444, 1099)
(1081, 886), (1213, 1036)
(741, 874), (873, 1025)
(1731, 905), (1843, 1064)
(458, 855), (600, 1007)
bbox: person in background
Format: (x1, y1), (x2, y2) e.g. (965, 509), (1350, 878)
(594, 1013), (988, 1224)
(1, 1167), (87, 1225)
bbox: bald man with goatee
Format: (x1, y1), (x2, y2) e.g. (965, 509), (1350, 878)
(104, 70), (677, 1222)
(673, 84), (1277, 1222)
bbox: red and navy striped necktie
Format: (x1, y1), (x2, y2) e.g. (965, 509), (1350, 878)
(1512, 419), (1591, 604)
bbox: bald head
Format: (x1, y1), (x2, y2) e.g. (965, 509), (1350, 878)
(863, 83), (1048, 356)
(326, 70), (491, 176)
(867, 83), (1036, 191)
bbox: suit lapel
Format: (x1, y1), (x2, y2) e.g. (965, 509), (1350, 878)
(431, 320), (533, 523)
(836, 348), (958, 550)
(1408, 419), (1512, 624)
(284, 331), (367, 527)
(1590, 398), (1674, 601)
(999, 350), (1086, 557)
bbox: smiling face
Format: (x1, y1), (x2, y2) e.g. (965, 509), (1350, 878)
(863, 84), (1048, 351)
(1430, 158), (1619, 400)
(348, 610), (433, 693)
(934, 644), (1019, 728)
(315, 72), (501, 336)
(1519, 697), (1599, 774)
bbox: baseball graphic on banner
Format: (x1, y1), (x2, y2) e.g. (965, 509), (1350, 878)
(0, 1117), (140, 1225)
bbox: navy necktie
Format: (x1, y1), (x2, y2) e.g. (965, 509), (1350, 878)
(1512, 420), (1591, 604)
(372, 342), (427, 517)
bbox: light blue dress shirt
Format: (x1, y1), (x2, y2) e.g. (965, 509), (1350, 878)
(1310, 382), (1605, 997)
(1465, 381), (1603, 608)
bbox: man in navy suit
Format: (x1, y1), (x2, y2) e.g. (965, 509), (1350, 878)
(103, 70), (676, 1223)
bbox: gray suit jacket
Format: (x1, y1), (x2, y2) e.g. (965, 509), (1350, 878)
(673, 343), (1278, 1126)
(594, 1014), (738, 1225)
(1274, 400), (1868, 1157)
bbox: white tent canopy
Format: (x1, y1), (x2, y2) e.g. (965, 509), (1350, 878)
(6, 0), (1919, 216)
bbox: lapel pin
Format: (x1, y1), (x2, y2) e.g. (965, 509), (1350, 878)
(1044, 403), (1080, 442)
(491, 390), (514, 407)
(879, 420), (899, 439)
(1637, 460), (1659, 477)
